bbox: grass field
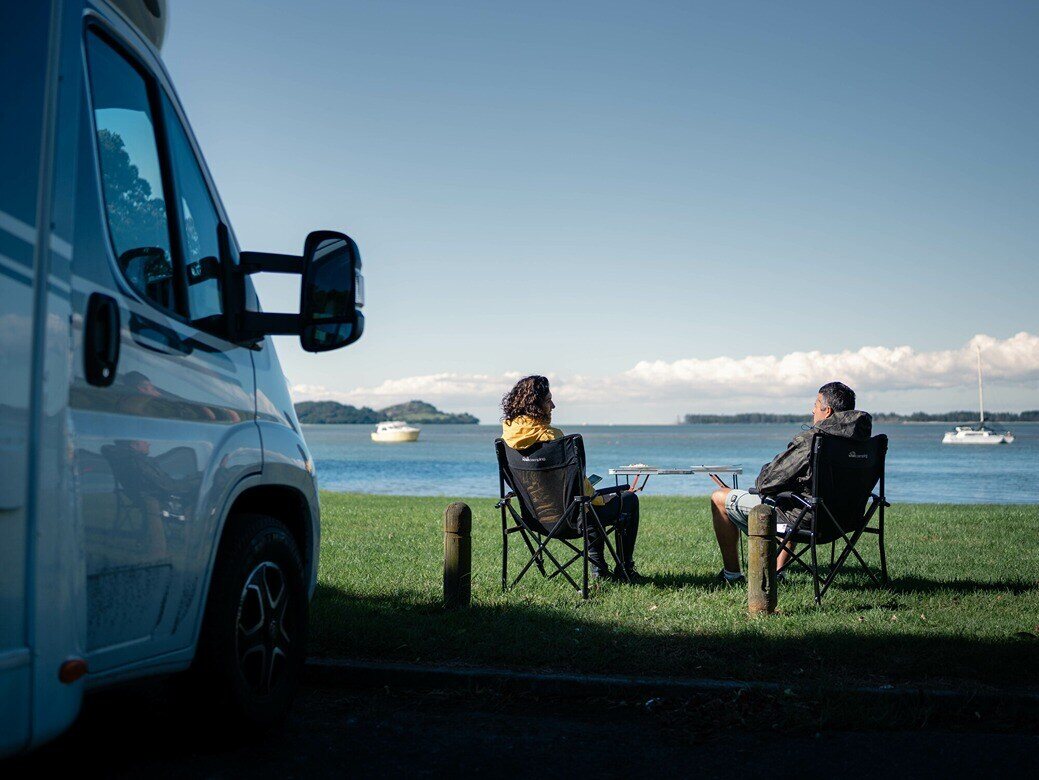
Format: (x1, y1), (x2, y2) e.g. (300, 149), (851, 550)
(310, 493), (1038, 691)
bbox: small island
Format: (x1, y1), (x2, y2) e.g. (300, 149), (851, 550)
(295, 399), (479, 425)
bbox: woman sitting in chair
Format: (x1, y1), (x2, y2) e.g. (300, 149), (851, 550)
(501, 375), (641, 581)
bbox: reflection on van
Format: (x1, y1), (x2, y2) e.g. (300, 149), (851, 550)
(1, 0), (366, 755)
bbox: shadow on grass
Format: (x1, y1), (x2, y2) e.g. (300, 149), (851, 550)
(642, 572), (721, 589)
(309, 583), (1039, 691)
(876, 576), (1035, 596)
(773, 567), (1039, 596)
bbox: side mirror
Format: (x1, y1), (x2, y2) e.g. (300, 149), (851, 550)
(232, 229), (366, 353)
(299, 231), (364, 352)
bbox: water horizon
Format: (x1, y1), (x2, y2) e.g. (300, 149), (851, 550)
(303, 422), (1039, 505)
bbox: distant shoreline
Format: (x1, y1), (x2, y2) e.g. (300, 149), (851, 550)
(300, 420), (1039, 427)
(682, 412), (1036, 425)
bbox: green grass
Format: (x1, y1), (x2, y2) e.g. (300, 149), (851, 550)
(311, 493), (1039, 690)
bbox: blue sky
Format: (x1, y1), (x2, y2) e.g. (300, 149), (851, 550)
(163, 1), (1038, 423)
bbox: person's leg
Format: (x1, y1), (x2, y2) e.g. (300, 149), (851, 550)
(584, 503), (612, 575)
(586, 492), (639, 576)
(710, 489), (741, 573)
(774, 507), (802, 573)
(615, 491), (640, 571)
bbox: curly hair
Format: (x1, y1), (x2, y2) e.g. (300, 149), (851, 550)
(501, 375), (552, 424)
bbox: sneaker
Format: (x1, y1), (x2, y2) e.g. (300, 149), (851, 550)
(717, 568), (746, 586)
(620, 563), (647, 584)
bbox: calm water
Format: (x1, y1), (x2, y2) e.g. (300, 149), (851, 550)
(304, 422), (1039, 504)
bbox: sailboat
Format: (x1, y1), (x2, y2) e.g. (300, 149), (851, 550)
(942, 347), (1015, 445)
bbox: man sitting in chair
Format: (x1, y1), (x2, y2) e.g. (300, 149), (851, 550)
(501, 375), (641, 581)
(709, 381), (873, 585)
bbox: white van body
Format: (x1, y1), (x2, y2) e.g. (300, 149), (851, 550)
(2, 0), (354, 754)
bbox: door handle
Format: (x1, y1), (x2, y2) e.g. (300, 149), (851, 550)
(85, 293), (121, 387)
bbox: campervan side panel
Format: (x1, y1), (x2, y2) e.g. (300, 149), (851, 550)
(0, 0), (55, 757)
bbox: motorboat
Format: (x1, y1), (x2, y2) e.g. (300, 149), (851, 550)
(371, 420), (420, 443)
(942, 347), (1014, 445)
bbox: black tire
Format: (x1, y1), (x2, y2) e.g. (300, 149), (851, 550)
(190, 513), (308, 730)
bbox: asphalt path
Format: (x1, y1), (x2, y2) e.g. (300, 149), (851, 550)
(8, 680), (1039, 777)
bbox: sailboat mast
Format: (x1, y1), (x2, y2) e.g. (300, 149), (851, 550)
(976, 346), (985, 425)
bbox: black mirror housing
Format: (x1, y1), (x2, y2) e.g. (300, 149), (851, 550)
(299, 231), (364, 353)
(230, 228), (365, 353)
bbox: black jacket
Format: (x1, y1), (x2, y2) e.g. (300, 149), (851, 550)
(754, 410), (873, 498)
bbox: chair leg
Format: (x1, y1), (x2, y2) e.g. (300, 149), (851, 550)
(511, 524), (578, 591)
(582, 507), (590, 600)
(517, 528), (547, 577)
(878, 512), (889, 583)
(501, 509), (508, 593)
(589, 508), (628, 581)
(811, 537), (821, 605)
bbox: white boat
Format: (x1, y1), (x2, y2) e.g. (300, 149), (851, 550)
(942, 425), (1014, 445)
(942, 347), (1014, 445)
(371, 420), (421, 443)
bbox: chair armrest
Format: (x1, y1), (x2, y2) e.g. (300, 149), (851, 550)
(748, 488), (759, 495)
(495, 492), (516, 509)
(762, 491), (812, 508)
(870, 493), (891, 508)
(594, 484), (631, 497)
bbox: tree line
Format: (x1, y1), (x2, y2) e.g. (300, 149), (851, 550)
(295, 399), (479, 425)
(683, 411), (1039, 424)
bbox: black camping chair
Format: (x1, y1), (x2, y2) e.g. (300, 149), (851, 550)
(762, 433), (890, 604)
(495, 434), (632, 599)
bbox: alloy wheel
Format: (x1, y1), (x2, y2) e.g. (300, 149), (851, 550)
(236, 561), (291, 696)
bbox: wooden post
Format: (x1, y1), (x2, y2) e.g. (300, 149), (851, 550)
(747, 503), (778, 615)
(443, 502), (472, 609)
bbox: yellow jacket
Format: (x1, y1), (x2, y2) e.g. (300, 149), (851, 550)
(501, 416), (604, 506)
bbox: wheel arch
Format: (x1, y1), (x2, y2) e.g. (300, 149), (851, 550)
(222, 485), (315, 585)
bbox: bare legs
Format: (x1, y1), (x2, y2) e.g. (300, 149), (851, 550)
(712, 488), (796, 574)
(709, 489), (741, 573)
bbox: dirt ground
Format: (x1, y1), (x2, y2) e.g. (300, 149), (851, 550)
(8, 680), (1039, 778)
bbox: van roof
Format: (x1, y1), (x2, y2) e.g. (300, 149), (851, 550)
(106, 0), (168, 51)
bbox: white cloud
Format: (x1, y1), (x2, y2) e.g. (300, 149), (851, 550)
(292, 332), (1039, 411)
(617, 331), (1039, 399)
(292, 371), (530, 406)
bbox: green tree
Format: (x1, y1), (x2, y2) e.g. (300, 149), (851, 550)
(97, 128), (169, 260)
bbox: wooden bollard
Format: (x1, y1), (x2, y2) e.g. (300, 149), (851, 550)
(747, 503), (778, 615)
(443, 502), (472, 609)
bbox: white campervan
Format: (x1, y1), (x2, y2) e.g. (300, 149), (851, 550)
(1, 0), (364, 754)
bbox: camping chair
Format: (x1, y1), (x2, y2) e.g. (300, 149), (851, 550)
(495, 434), (632, 599)
(761, 433), (890, 604)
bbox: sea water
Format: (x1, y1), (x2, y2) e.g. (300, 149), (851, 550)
(304, 422), (1039, 504)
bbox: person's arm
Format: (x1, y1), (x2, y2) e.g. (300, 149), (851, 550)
(754, 434), (811, 495)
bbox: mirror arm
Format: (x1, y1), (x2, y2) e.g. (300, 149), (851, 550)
(238, 251), (303, 275)
(239, 312), (301, 337)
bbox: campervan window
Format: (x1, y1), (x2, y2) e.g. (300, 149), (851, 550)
(160, 94), (225, 328)
(85, 29), (177, 313)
